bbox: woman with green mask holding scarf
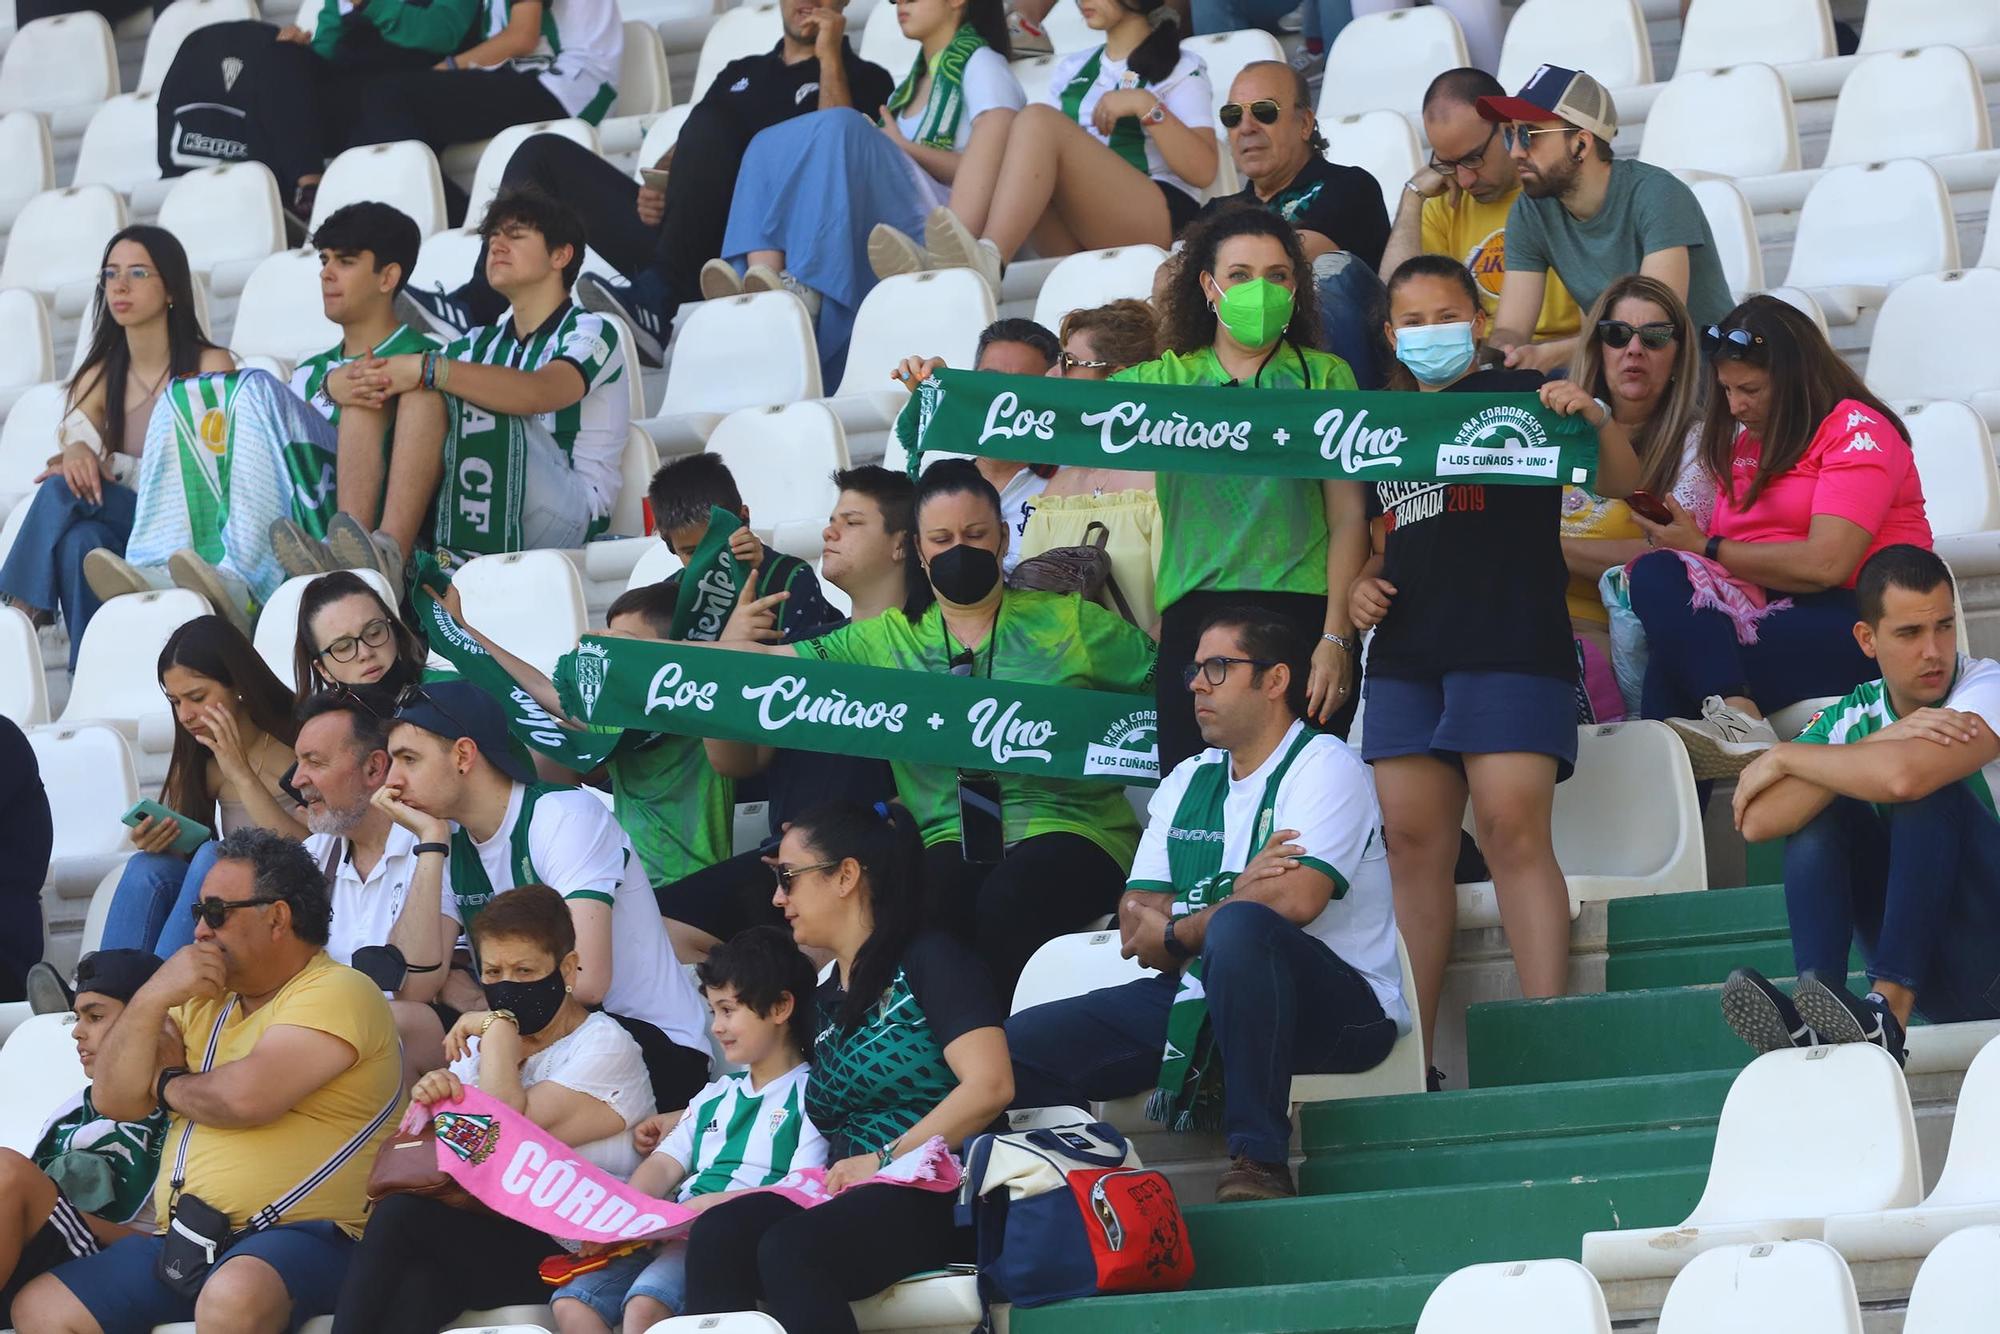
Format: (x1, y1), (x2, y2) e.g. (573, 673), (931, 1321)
(709, 0), (1023, 380)
(1112, 208), (1363, 772)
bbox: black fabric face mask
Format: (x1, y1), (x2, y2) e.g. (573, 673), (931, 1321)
(927, 543), (1002, 608)
(482, 969), (567, 1035)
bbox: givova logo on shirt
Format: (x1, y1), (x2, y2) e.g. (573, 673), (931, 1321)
(1084, 708), (1160, 780)
(1437, 405), (1559, 479)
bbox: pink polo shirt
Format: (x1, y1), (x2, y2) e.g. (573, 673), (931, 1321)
(1711, 399), (1932, 588)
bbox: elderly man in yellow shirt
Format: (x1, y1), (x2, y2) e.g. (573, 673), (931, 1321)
(11, 828), (402, 1334)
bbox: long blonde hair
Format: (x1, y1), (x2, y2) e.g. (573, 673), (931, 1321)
(1566, 274), (1702, 499)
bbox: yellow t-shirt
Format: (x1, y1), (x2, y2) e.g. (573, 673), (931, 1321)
(157, 952), (402, 1237)
(1422, 189), (1582, 341)
(1559, 488), (1643, 626)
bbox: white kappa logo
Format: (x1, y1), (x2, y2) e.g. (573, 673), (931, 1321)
(1843, 432), (1881, 454)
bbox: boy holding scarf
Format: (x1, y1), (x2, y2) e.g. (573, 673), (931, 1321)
(1004, 607), (1410, 1202)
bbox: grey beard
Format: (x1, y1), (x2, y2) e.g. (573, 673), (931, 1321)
(305, 798), (370, 838)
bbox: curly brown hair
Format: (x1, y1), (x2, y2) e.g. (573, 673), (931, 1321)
(1156, 207), (1320, 357)
(1058, 299), (1159, 372)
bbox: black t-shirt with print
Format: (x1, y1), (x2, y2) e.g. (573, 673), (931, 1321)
(1365, 367), (1575, 682)
(699, 41), (896, 146)
(1197, 154), (1392, 272)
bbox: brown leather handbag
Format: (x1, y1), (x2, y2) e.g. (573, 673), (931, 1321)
(1007, 521), (1138, 625)
(363, 1125), (483, 1213)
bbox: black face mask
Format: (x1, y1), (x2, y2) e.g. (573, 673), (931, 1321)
(336, 655), (420, 718)
(927, 543), (1002, 608)
(482, 969), (568, 1036)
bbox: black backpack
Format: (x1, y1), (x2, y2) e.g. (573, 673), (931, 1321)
(155, 19), (281, 178)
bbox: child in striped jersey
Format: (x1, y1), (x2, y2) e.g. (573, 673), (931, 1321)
(551, 926), (826, 1334)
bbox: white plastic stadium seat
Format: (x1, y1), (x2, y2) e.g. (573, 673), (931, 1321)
(690, 3), (782, 103)
(0, 382), (67, 515)
(0, 291), (53, 419)
(1675, 0), (1834, 75)
(827, 268), (995, 434)
(1902, 401), (2000, 540)
(1038, 0), (1094, 55)
(0, 604), (47, 725)
(604, 424), (661, 540)
(705, 401), (849, 532)
(1496, 0), (1652, 96)
(1656, 1241), (1861, 1334)
(59, 588), (212, 754)
(1780, 160), (1957, 326)
(1030, 245), (1167, 333)
(0, 1013), (87, 1155)
(612, 21), (671, 118)
(309, 141), (448, 239)
(232, 248), (341, 364)
(1318, 5), (1468, 120)
(0, 13), (119, 134)
(1581, 1046), (1921, 1281)
(26, 723), (140, 900)
(634, 104), (692, 176)
(1901, 1225), (2000, 1334)
(1762, 285), (1830, 338)
(1860, 0), (2000, 53)
(453, 550), (587, 676)
(651, 290), (822, 453)
(859, 0), (917, 80)
(411, 227), (485, 298)
(1185, 30), (1284, 124)
(1867, 269), (2000, 430)
(847, 1270), (984, 1330)
(252, 568), (399, 691)
(0, 186), (128, 305)
(157, 161), (287, 294)
(1638, 65), (1800, 180)
(642, 1313), (786, 1333)
(137, 0), (258, 93)
(71, 92), (163, 199)
(1416, 1259), (1611, 1334)
(70, 272), (214, 382)
(1824, 1037), (2000, 1259)
(1821, 46), (1992, 170)
(623, 538), (682, 593)
(0, 110), (53, 230)
(1984, 178), (2000, 271)
(1685, 178), (1763, 302)
(461, 120), (598, 232)
(1317, 111), (1420, 221)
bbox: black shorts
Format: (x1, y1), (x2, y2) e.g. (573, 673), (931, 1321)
(1160, 180), (1201, 236)
(1, 1189), (99, 1312)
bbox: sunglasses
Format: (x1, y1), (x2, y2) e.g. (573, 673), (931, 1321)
(189, 894), (285, 929)
(772, 859), (841, 890)
(1218, 99), (1282, 129)
(318, 616), (393, 663)
(1428, 122), (1498, 175)
(1500, 124), (1575, 152)
(1702, 325), (1767, 360)
(1060, 351), (1111, 373)
(1598, 320), (1677, 351)
(1181, 655), (1280, 690)
(948, 647), (978, 678)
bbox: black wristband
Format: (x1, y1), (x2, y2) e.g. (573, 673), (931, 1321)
(155, 1066), (189, 1111)
(1705, 535), (1724, 562)
(413, 842), (450, 858)
(1162, 916), (1193, 961)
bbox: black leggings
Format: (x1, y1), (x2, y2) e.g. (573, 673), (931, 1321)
(683, 1185), (969, 1334)
(330, 1195), (554, 1334)
(925, 832), (1126, 1001)
(1156, 588), (1354, 772)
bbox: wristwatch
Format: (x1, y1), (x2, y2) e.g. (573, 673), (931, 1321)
(1141, 97), (1166, 126)
(480, 1009), (519, 1036)
(1162, 917), (1193, 961)
(155, 1066), (189, 1111)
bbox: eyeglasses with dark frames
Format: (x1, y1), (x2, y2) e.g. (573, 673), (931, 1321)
(189, 895), (286, 929)
(1181, 655), (1281, 690)
(1217, 99), (1282, 129)
(1597, 320), (1678, 351)
(1428, 122), (1499, 175)
(317, 616), (394, 663)
(772, 859), (842, 890)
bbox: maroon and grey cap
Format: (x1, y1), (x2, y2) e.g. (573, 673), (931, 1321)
(1476, 64), (1618, 142)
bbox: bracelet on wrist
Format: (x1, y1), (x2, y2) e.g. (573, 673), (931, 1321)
(1322, 631), (1355, 653)
(413, 841), (449, 858)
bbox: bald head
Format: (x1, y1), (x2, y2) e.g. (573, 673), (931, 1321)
(1226, 62), (1321, 190)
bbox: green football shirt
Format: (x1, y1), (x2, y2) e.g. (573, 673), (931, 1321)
(291, 324), (438, 432)
(1112, 343), (1355, 612)
(608, 731), (734, 888)
(1794, 654), (2000, 819)
(801, 590), (1157, 865)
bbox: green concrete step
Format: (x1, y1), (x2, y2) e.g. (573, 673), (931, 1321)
(1011, 1275), (1442, 1334)
(1604, 940), (1866, 992)
(1303, 1125), (1718, 1194)
(1604, 884), (1788, 953)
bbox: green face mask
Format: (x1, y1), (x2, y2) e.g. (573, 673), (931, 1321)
(1212, 276), (1294, 351)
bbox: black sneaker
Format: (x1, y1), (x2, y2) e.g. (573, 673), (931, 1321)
(397, 284), (476, 342)
(1720, 966), (1818, 1054)
(24, 960), (72, 1016)
(1793, 970), (1907, 1067)
(574, 273), (665, 369)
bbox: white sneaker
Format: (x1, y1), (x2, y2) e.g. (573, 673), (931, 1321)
(1667, 695), (1779, 779)
(699, 258), (744, 302)
(743, 265), (822, 318)
(922, 206), (1003, 297)
(868, 223), (929, 281)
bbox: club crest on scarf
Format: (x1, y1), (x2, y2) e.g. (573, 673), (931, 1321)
(435, 1111), (502, 1167)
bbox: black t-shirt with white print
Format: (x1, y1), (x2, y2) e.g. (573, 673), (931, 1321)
(701, 41), (896, 145)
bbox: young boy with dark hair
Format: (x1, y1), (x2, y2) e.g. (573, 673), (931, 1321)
(551, 925), (825, 1334)
(646, 452), (831, 638)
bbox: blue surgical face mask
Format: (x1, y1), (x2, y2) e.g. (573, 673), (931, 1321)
(1394, 321), (1478, 386)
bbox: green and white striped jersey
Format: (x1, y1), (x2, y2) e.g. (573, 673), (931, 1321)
(658, 1062), (827, 1201)
(290, 324), (438, 427)
(1796, 654), (2000, 817)
(475, 0), (622, 122)
(445, 301), (629, 520)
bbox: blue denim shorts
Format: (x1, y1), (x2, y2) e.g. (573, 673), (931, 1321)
(1362, 670), (1579, 780)
(552, 1238), (689, 1324)
(48, 1220), (354, 1333)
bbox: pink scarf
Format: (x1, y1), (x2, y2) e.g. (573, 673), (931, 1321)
(1646, 549), (1793, 646)
(409, 1086), (960, 1243)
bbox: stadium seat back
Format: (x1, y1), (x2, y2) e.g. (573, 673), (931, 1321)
(1859, 0), (2000, 55)
(1039, 0), (1094, 54)
(72, 272), (215, 381)
(464, 120), (599, 234)
(1497, 0), (1652, 95)
(641, 1313), (787, 1333)
(1903, 1226), (2000, 1333)
(634, 104), (693, 178)
(1012, 53), (1059, 104)
(310, 140), (448, 239)
(252, 567), (399, 691)
(0, 603), (47, 725)
(613, 21), (672, 118)
(71, 92), (163, 194)
(691, 3), (783, 103)
(26, 723), (140, 863)
(1030, 245), (1167, 333)
(0, 109), (54, 225)
(860, 1), (918, 79)
(1675, 0), (1833, 75)
(1184, 29), (1283, 124)
(606, 424), (661, 539)
(138, 0), (258, 93)
(1901, 400), (2000, 540)
(157, 161), (287, 276)
(1984, 179), (2000, 271)
(0, 13), (118, 114)
(293, 0), (318, 36)
(1415, 1259), (1611, 1334)
(836, 268), (995, 398)
(0, 381), (67, 505)
(60, 588), (212, 733)
(1783, 159), (1957, 298)
(1685, 178), (1764, 300)
(1638, 65), (1800, 178)
(1012, 930), (1148, 1014)
(705, 401), (849, 531)
(1762, 285), (1829, 339)
(1317, 110), (1420, 221)
(1867, 268), (2000, 409)
(1823, 46), (1992, 170)
(1909, 1036), (2000, 1208)
(0, 185), (129, 296)
(411, 227), (486, 296)
(1318, 5), (1467, 119)
(453, 550), (587, 676)
(0, 289), (53, 396)
(232, 248), (342, 363)
(0, 1013), (88, 1156)
(623, 538), (682, 593)
(1656, 1241), (1862, 1334)
(661, 290), (822, 417)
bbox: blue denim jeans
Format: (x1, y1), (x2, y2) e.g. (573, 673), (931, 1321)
(1007, 899), (1397, 1163)
(1193, 0), (1354, 47)
(1785, 788), (2000, 1023)
(1313, 250), (1387, 389)
(0, 476), (137, 670)
(100, 840), (220, 957)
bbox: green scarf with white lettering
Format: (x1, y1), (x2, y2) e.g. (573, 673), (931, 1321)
(435, 395), (527, 559)
(669, 506), (745, 642)
(886, 23), (987, 151)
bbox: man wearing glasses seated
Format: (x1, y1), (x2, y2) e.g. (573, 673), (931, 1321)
(1196, 61), (1391, 385)
(1004, 608), (1410, 1205)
